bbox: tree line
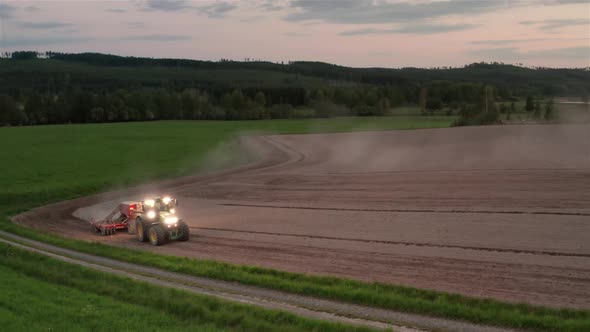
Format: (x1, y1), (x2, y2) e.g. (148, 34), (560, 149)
(0, 86), (406, 126)
(0, 79), (565, 127)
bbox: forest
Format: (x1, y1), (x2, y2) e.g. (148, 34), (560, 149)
(0, 51), (588, 126)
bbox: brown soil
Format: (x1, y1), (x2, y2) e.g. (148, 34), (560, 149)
(14, 124), (590, 309)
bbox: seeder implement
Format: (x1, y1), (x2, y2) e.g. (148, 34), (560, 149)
(89, 201), (139, 236)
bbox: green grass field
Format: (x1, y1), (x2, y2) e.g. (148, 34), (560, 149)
(2, 116), (589, 332)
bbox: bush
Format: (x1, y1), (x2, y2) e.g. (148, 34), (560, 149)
(354, 103), (378, 116)
(313, 100), (350, 118)
(268, 104), (294, 119)
(453, 104), (500, 126)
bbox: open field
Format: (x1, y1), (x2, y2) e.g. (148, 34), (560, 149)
(3, 118), (590, 331)
(14, 124), (590, 309)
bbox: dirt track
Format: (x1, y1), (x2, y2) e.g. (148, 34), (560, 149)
(15, 125), (590, 309)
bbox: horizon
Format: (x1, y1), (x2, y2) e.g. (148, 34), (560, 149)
(6, 49), (590, 70)
(0, 1), (589, 68)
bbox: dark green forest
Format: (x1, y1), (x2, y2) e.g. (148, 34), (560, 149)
(1, 51), (588, 126)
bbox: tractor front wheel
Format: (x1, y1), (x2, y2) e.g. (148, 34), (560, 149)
(178, 221), (190, 241)
(149, 225), (166, 246)
(136, 219), (149, 242)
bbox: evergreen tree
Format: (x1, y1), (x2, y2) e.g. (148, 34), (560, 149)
(544, 99), (555, 120)
(254, 91), (266, 107)
(525, 95), (534, 112)
(533, 99), (542, 119)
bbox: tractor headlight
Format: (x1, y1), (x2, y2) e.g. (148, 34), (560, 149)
(170, 208), (176, 214)
(163, 196), (172, 204)
(164, 216), (178, 225)
(147, 210), (156, 219)
(144, 199), (155, 207)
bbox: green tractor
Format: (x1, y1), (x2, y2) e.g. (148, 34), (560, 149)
(134, 197), (190, 246)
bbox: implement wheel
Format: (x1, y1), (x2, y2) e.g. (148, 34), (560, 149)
(149, 225), (166, 246)
(136, 219), (148, 242)
(177, 221), (190, 241)
(127, 219), (136, 235)
(101, 227), (114, 236)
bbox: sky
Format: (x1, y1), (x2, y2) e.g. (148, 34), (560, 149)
(0, 0), (588, 68)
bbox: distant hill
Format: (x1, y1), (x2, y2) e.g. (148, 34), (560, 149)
(1, 51), (588, 96)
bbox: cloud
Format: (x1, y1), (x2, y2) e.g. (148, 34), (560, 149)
(368, 51), (394, 57)
(471, 46), (590, 60)
(106, 8), (127, 13)
(520, 18), (590, 30)
(240, 15), (265, 23)
(340, 23), (478, 36)
(527, 46), (590, 58)
(0, 36), (92, 47)
(286, 0), (505, 24)
(121, 34), (191, 42)
(0, 3), (16, 19)
(548, 0), (590, 3)
(259, 0), (284, 11)
(197, 1), (237, 18)
(1, 33), (192, 48)
(142, 0), (192, 11)
(470, 38), (547, 45)
(24, 5), (41, 12)
(471, 47), (520, 58)
(126, 22), (147, 28)
(139, 0), (237, 18)
(17, 21), (74, 29)
(283, 32), (310, 37)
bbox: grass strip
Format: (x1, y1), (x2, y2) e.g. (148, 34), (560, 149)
(0, 241), (377, 332)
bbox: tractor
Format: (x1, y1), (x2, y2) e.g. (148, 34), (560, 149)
(131, 197), (190, 246)
(90, 196), (190, 246)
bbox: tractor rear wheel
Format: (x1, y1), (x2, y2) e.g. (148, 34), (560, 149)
(149, 225), (166, 246)
(177, 221), (190, 241)
(136, 219), (149, 242)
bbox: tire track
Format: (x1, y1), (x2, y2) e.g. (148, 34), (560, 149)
(192, 226), (590, 258)
(328, 168), (590, 175)
(219, 203), (590, 217)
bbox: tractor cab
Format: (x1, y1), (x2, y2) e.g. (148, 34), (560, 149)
(143, 197), (178, 214)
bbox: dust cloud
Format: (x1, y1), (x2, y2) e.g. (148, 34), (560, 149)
(274, 124), (590, 174)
